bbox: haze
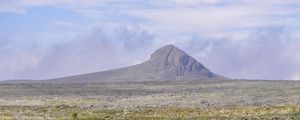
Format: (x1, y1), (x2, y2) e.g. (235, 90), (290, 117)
(1, 0), (300, 80)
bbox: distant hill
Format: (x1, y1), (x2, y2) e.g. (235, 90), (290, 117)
(45, 44), (227, 83)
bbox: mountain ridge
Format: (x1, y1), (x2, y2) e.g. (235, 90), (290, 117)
(44, 44), (227, 83)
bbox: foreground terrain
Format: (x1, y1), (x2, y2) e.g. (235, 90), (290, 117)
(0, 80), (300, 119)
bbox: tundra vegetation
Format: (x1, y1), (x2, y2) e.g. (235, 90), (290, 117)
(0, 80), (300, 119)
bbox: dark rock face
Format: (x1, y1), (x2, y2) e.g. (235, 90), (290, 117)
(149, 45), (212, 77)
(47, 44), (226, 83)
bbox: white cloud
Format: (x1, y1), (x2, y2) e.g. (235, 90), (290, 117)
(154, 0), (223, 6)
(0, 24), (155, 80)
(0, 0), (108, 13)
(131, 2), (298, 37)
(2, 0), (300, 80)
(49, 20), (79, 28)
(179, 25), (300, 80)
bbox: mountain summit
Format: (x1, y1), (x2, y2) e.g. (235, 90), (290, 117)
(48, 44), (226, 82)
(149, 44), (213, 77)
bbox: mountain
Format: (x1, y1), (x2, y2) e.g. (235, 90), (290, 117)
(46, 44), (226, 83)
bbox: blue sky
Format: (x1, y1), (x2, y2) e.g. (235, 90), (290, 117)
(1, 0), (300, 80)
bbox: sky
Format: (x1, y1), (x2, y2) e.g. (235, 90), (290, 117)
(1, 0), (300, 80)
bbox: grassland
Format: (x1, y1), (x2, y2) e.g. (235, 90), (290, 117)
(0, 80), (300, 119)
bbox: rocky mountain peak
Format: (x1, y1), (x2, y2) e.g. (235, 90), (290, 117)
(149, 44), (212, 76)
(47, 44), (225, 83)
(150, 44), (191, 65)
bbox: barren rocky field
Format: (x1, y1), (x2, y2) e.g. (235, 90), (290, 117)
(0, 80), (300, 119)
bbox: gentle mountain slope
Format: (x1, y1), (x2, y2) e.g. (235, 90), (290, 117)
(46, 44), (226, 83)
